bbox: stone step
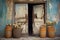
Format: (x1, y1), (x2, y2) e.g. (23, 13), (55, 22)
(0, 37), (60, 40)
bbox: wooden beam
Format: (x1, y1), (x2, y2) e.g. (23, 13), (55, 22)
(14, 0), (46, 3)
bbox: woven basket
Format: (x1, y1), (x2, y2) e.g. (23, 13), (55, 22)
(13, 28), (22, 38)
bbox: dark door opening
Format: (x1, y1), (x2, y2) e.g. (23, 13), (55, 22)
(28, 3), (45, 36)
(28, 4), (33, 35)
(14, 3), (45, 36)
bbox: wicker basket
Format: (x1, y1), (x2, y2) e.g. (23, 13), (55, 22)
(13, 28), (22, 38)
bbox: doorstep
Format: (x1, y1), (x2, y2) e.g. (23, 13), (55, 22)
(0, 34), (60, 40)
(0, 37), (60, 40)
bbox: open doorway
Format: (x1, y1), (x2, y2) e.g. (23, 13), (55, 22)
(28, 3), (45, 36)
(14, 3), (46, 36)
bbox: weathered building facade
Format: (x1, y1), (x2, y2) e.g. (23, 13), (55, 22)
(0, 0), (60, 38)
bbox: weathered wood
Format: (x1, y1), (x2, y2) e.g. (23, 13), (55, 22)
(14, 0), (46, 3)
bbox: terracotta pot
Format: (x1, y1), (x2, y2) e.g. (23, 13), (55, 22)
(39, 25), (46, 38)
(5, 24), (12, 38)
(48, 26), (55, 38)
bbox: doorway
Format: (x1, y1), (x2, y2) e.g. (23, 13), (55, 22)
(14, 3), (45, 36)
(28, 3), (45, 36)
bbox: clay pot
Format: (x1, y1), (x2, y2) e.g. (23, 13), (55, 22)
(39, 25), (46, 38)
(5, 24), (12, 38)
(48, 26), (55, 38)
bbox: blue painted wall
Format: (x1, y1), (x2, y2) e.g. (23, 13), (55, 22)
(0, 0), (7, 37)
(47, 0), (60, 36)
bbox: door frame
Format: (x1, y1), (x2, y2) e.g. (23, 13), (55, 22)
(13, 2), (47, 36)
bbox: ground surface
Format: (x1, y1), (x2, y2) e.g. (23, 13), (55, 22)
(0, 37), (60, 40)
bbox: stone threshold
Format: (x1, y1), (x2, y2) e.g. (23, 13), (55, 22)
(0, 34), (60, 40)
(0, 37), (60, 40)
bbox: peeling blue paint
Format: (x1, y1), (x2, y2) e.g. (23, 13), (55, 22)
(47, 0), (60, 36)
(0, 0), (7, 37)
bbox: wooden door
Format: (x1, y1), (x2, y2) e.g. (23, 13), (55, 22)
(33, 4), (45, 35)
(15, 4), (28, 34)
